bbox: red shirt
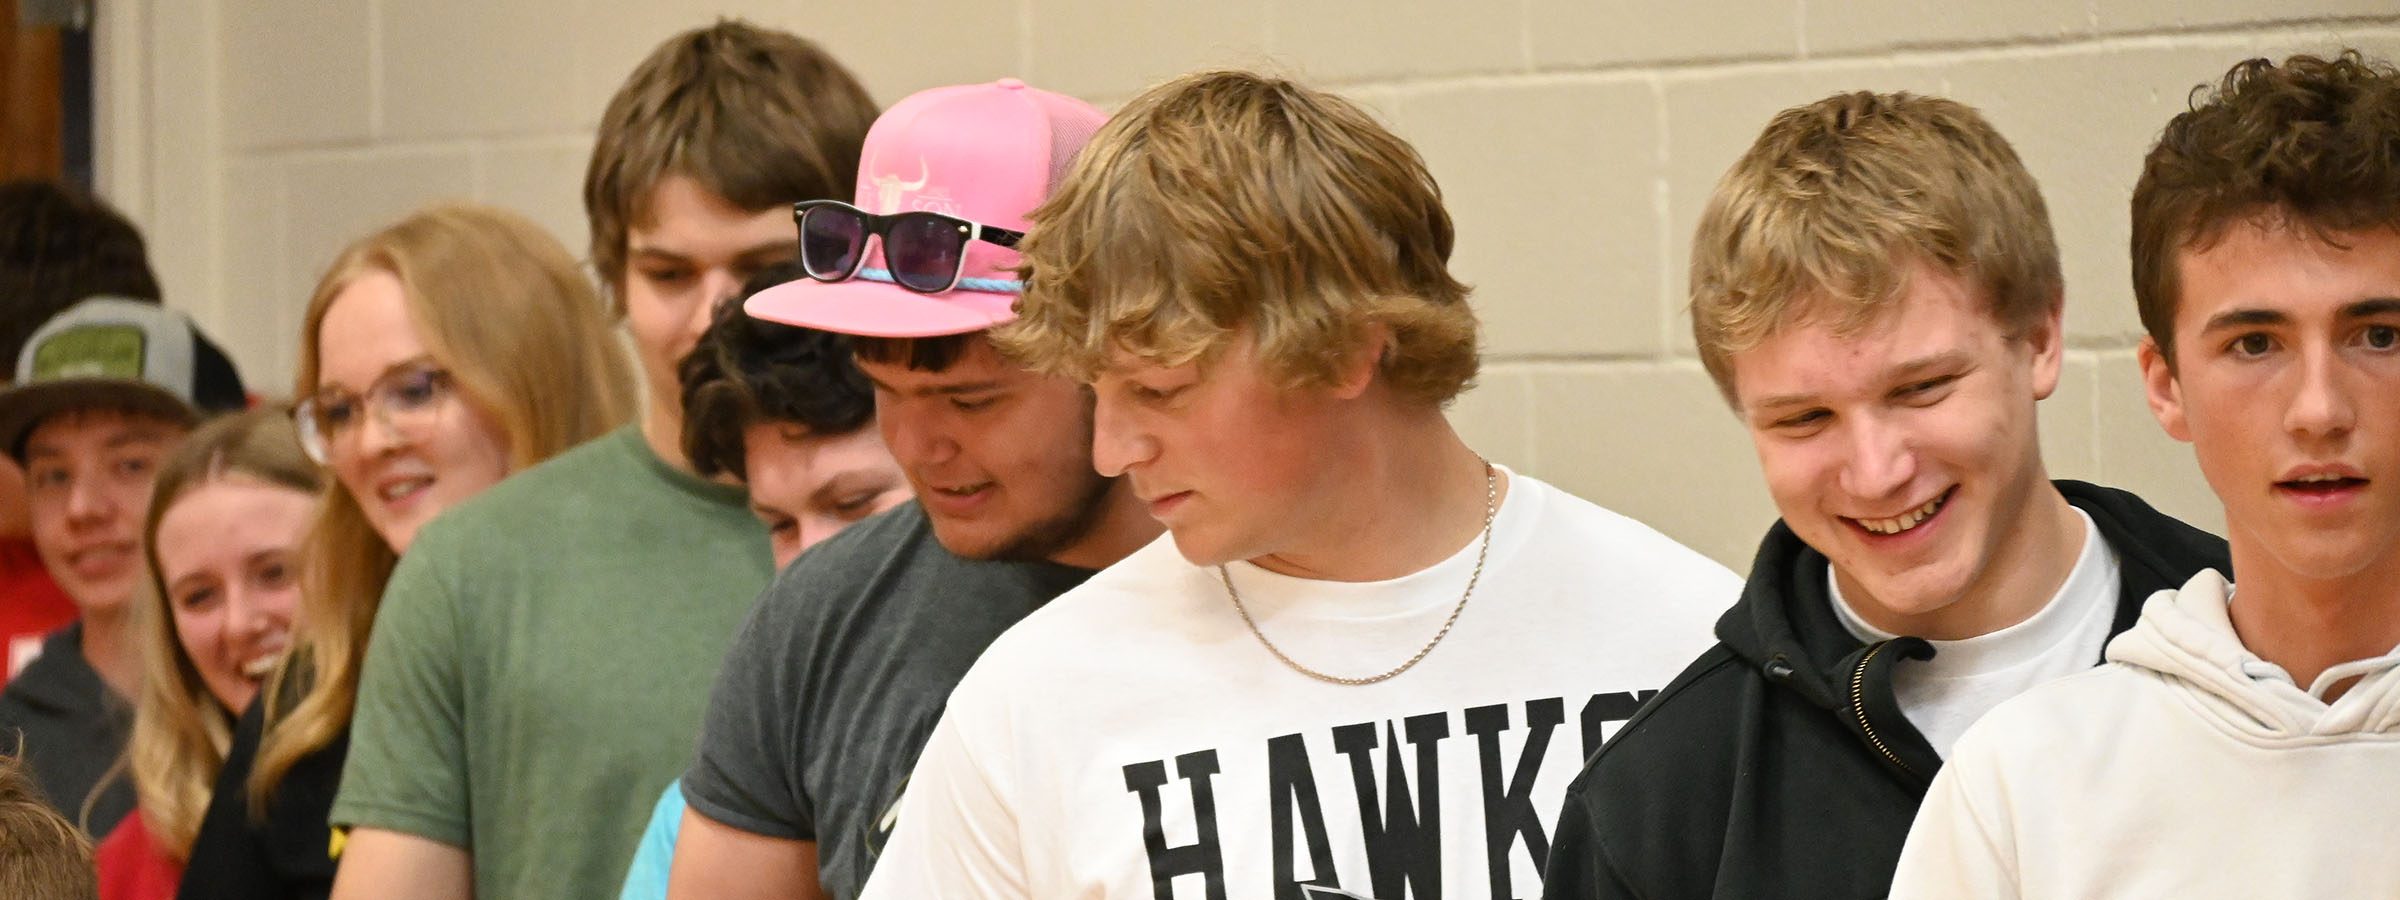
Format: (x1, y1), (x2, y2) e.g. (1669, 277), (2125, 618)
(0, 536), (77, 684)
(97, 808), (186, 900)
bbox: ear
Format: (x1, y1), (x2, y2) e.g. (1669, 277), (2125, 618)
(2136, 336), (2192, 443)
(1328, 323), (1389, 401)
(2026, 297), (2066, 401)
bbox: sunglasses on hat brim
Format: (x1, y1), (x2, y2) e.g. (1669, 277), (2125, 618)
(793, 199), (1026, 295)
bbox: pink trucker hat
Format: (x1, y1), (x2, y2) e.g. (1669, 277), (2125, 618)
(746, 78), (1105, 338)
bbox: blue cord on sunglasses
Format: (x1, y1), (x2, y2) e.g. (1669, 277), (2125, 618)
(854, 267), (1024, 294)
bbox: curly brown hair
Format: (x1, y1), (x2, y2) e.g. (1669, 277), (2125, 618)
(2132, 50), (2400, 364)
(679, 261), (873, 479)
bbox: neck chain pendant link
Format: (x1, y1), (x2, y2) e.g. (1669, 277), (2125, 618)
(1220, 459), (1499, 686)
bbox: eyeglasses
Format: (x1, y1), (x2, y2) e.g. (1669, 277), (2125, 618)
(292, 361), (455, 464)
(793, 199), (1025, 294)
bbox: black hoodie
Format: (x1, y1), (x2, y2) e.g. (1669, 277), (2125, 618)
(1539, 481), (2228, 900)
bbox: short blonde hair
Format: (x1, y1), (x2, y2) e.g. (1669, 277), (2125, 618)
(999, 71), (1477, 406)
(1690, 91), (2061, 405)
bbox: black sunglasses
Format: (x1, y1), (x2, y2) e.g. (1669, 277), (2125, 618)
(793, 199), (1026, 295)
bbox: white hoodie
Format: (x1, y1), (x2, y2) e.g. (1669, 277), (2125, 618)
(1888, 569), (2400, 898)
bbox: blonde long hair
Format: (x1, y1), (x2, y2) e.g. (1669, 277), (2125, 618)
(250, 203), (636, 813)
(124, 407), (321, 858)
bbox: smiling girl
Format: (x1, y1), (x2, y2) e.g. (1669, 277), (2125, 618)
(98, 407), (320, 899)
(172, 204), (636, 900)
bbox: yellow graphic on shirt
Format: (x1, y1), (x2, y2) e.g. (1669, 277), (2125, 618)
(329, 825), (348, 860)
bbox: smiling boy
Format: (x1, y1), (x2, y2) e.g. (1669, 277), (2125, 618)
(1889, 51), (2400, 897)
(1540, 91), (2228, 900)
(0, 298), (246, 834)
(0, 180), (166, 688)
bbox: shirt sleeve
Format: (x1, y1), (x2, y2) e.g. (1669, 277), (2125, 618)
(855, 705), (1027, 900)
(1886, 740), (2021, 900)
(680, 574), (816, 841)
(327, 545), (472, 847)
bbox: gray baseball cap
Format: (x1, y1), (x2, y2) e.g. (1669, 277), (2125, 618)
(0, 296), (248, 461)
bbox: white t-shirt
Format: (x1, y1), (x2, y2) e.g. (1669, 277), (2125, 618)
(1832, 507), (2121, 757)
(859, 472), (1739, 900)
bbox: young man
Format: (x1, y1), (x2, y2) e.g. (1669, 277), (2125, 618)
(662, 78), (1161, 900)
(617, 262), (917, 899)
(1539, 92), (2229, 899)
(0, 298), (246, 833)
(324, 23), (877, 900)
(678, 264), (911, 569)
(1890, 51), (2400, 897)
(857, 71), (1738, 900)
(0, 179), (166, 684)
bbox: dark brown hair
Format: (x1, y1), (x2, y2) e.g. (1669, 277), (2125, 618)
(2133, 50), (2400, 364)
(582, 20), (877, 312)
(0, 179), (161, 369)
(849, 333), (979, 374)
(680, 261), (874, 479)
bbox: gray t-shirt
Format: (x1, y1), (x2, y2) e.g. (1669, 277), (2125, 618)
(681, 501), (1090, 900)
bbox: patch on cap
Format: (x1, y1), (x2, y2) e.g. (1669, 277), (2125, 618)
(31, 325), (149, 382)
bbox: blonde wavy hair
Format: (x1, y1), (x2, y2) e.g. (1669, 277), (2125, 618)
(122, 407), (320, 859)
(251, 203), (636, 815)
(1688, 91), (2061, 405)
(998, 70), (1477, 406)
(1, 750), (95, 899)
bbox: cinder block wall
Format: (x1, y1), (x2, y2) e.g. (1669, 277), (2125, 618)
(91, 2), (2400, 569)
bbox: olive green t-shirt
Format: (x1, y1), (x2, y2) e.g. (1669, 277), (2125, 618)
(331, 426), (771, 900)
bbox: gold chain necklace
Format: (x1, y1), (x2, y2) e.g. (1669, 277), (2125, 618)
(1219, 459), (1498, 686)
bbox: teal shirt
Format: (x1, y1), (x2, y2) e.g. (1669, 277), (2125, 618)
(619, 781), (685, 900)
(332, 426), (771, 900)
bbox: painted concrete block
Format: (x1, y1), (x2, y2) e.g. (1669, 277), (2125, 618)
(1394, 78), (1666, 358)
(222, 0), (373, 150)
(1530, 0), (1798, 67)
(1529, 362), (1776, 571)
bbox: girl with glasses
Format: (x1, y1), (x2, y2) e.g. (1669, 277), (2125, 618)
(174, 204), (637, 900)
